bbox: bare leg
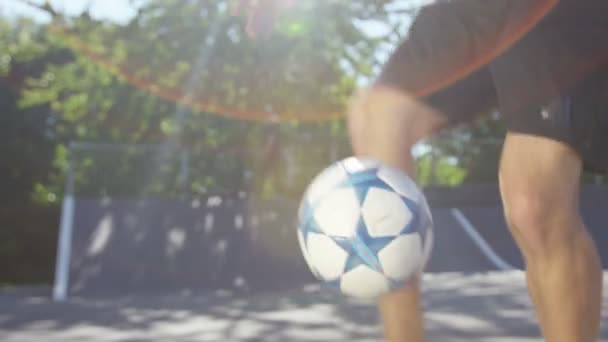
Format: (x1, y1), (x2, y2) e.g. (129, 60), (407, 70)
(347, 86), (447, 341)
(499, 133), (603, 342)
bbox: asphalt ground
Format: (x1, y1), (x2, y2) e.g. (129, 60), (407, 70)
(2, 188), (608, 341)
(1, 272), (607, 342)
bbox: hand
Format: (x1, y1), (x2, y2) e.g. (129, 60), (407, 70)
(231, 0), (296, 38)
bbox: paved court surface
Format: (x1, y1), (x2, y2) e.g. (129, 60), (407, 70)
(3, 187), (608, 341)
(1, 271), (607, 342)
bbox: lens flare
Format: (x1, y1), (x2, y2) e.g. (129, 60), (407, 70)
(47, 23), (345, 123)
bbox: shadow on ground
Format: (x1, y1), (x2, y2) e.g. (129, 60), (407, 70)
(1, 272), (607, 342)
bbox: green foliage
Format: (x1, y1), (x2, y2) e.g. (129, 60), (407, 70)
(6, 0), (402, 200)
(436, 116), (506, 185)
(416, 152), (467, 187)
(6, 0), (602, 205)
(38, 0), (394, 122)
(0, 17), (61, 206)
(0, 17), (63, 285)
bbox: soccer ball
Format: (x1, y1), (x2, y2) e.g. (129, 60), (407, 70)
(297, 157), (433, 300)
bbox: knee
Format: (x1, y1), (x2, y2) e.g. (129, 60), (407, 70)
(503, 189), (579, 257)
(347, 86), (442, 154)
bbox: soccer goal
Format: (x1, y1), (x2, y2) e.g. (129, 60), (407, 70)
(51, 140), (317, 301)
(52, 142), (190, 301)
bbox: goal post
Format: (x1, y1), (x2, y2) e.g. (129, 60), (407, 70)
(52, 152), (75, 302)
(52, 142), (188, 301)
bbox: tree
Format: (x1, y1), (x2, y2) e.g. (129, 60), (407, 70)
(0, 16), (72, 206)
(11, 0), (408, 199)
(0, 16), (69, 284)
(18, 0), (604, 201)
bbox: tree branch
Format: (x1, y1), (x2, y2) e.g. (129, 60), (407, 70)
(15, 0), (60, 18)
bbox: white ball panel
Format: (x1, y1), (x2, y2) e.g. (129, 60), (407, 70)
(361, 188), (411, 237)
(306, 163), (349, 205)
(306, 233), (348, 280)
(341, 157), (379, 174)
(378, 234), (423, 281)
(377, 166), (420, 199)
(314, 188), (360, 237)
(340, 265), (390, 299)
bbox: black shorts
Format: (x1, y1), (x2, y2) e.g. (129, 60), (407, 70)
(377, 0), (608, 172)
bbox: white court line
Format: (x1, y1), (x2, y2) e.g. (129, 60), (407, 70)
(450, 208), (515, 271)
